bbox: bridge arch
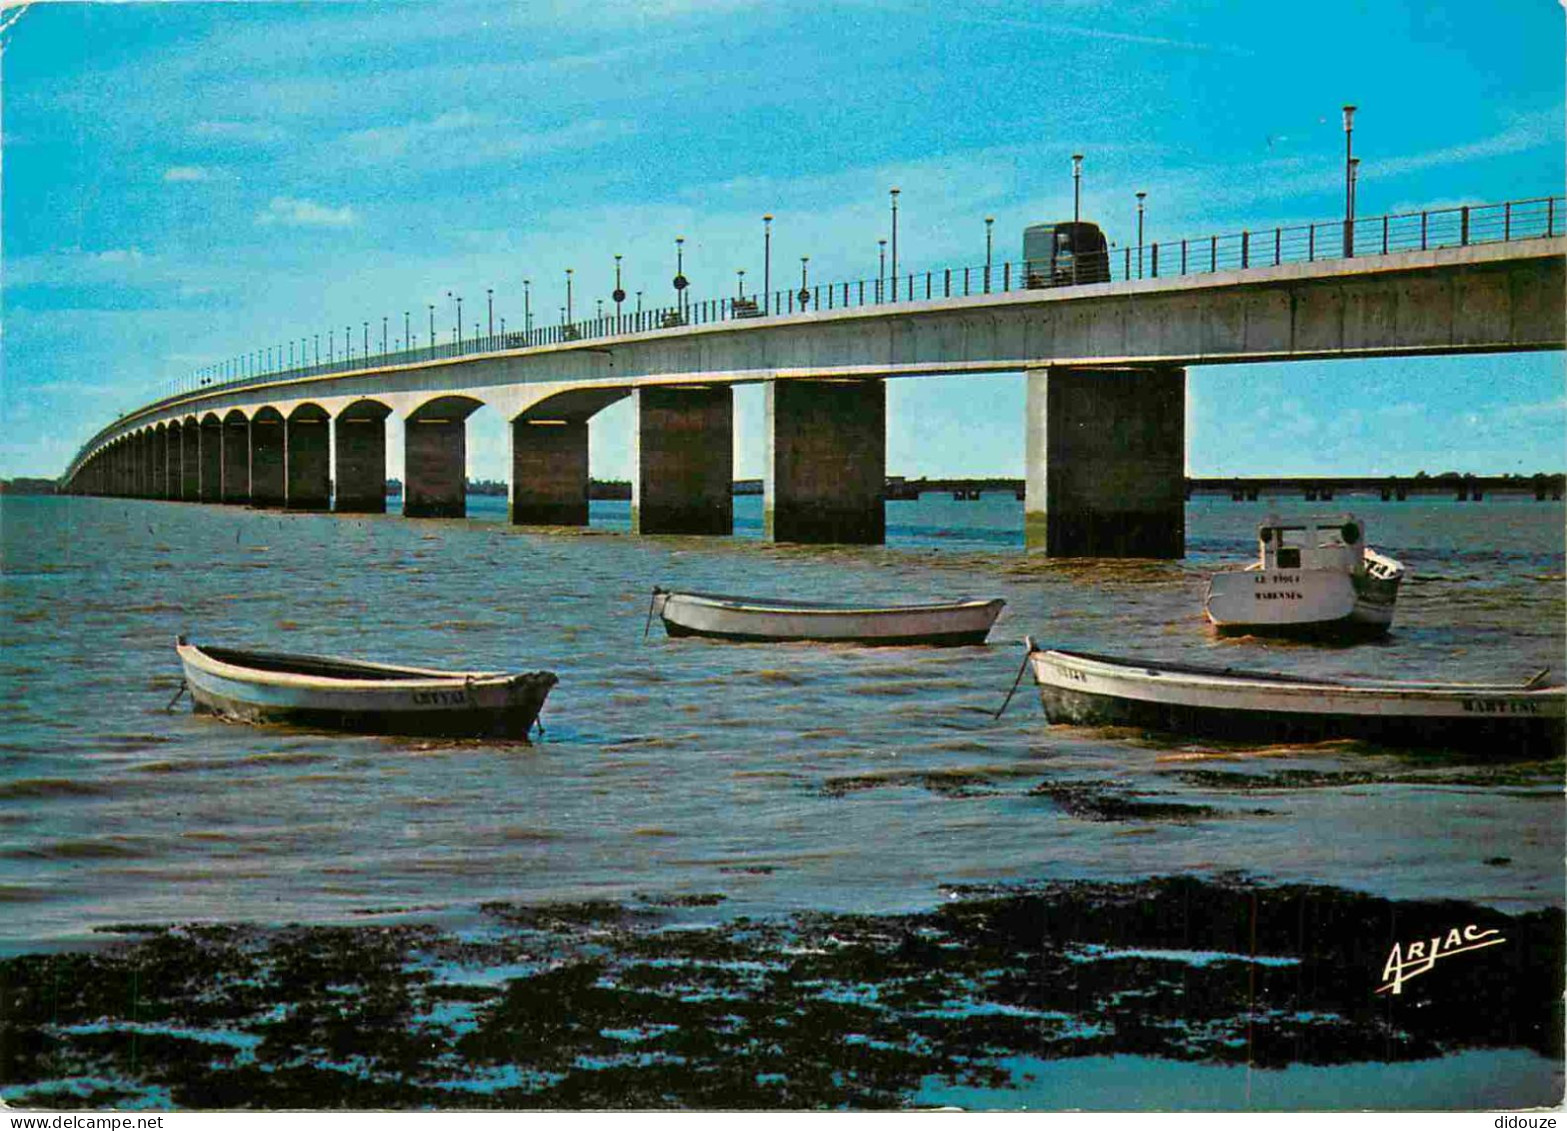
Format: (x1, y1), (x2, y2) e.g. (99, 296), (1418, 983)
(196, 413), (221, 502)
(221, 409), (251, 504)
(509, 386), (632, 527)
(334, 399), (394, 514)
(403, 395), (485, 518)
(250, 407), (286, 508)
(152, 422), (172, 500)
(166, 419), (187, 501)
(284, 403), (331, 511)
(171, 416), (197, 501)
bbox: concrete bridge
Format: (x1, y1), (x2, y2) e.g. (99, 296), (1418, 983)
(61, 203), (1565, 558)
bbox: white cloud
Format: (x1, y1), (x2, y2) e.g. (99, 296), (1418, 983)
(87, 248), (146, 266)
(255, 197), (358, 229)
(163, 165), (211, 183)
(192, 119), (287, 145)
(346, 109), (489, 162)
(344, 112), (629, 168)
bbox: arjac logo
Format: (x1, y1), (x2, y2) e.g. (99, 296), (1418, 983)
(1376, 923), (1505, 995)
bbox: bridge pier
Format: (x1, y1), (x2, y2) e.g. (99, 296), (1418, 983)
(511, 418), (589, 526)
(764, 378), (885, 544)
(334, 402), (390, 513)
(180, 423), (199, 499)
(285, 407), (331, 511)
(158, 427), (175, 499)
(404, 398), (479, 518)
(222, 414), (250, 504)
(200, 418), (222, 502)
(250, 410), (286, 508)
(1024, 365), (1186, 558)
(632, 385), (733, 536)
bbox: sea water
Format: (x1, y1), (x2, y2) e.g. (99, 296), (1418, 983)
(1, 493), (1561, 1109)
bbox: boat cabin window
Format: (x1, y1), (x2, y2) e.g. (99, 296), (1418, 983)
(1259, 519), (1363, 571)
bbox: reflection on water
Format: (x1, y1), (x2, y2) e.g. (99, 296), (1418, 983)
(0, 492), (1561, 1110)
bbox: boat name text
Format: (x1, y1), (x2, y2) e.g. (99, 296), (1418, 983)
(1375, 923), (1504, 995)
(1253, 573), (1303, 600)
(411, 689), (470, 706)
(1460, 698), (1542, 715)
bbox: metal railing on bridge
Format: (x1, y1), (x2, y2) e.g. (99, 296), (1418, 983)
(76, 194), (1565, 477)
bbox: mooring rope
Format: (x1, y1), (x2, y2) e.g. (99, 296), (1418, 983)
(164, 679), (188, 712)
(643, 587), (663, 639)
(992, 638), (1035, 719)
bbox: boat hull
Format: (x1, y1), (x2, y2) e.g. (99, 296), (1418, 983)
(1205, 569), (1400, 638)
(1028, 649), (1564, 757)
(177, 641), (557, 739)
(655, 591), (1004, 646)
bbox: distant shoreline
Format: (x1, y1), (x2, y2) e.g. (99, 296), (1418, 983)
(10, 472), (1564, 501)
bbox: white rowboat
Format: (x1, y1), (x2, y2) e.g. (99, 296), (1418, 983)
(1205, 514), (1403, 638)
(1025, 642), (1564, 757)
(651, 588), (1004, 646)
(175, 637), (557, 739)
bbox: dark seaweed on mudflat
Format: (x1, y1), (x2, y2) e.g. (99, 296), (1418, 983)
(1, 877), (1560, 1110)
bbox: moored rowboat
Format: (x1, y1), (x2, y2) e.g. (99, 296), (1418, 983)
(651, 588), (1004, 646)
(175, 637), (557, 738)
(1024, 641), (1564, 756)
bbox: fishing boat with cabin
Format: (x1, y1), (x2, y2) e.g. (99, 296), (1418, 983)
(1204, 513), (1404, 638)
(174, 637), (557, 738)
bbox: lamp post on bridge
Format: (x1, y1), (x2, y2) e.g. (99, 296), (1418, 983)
(1071, 154), (1083, 284)
(878, 239), (886, 300)
(363, 322), (369, 360)
(1136, 191), (1146, 279)
(985, 217), (993, 292)
(565, 269), (573, 327)
(889, 187), (900, 300)
(1350, 158), (1360, 245)
(762, 214), (773, 315)
(447, 293), (462, 349)
(404, 312), (410, 355)
(613, 254), (625, 330)
(1342, 104), (1357, 257)
(487, 288), (493, 340)
(524, 279), (532, 338)
(428, 305), (435, 356)
(798, 256), (810, 308)
(673, 237), (688, 321)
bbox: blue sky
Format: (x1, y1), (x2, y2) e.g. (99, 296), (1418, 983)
(2, 0), (1563, 481)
